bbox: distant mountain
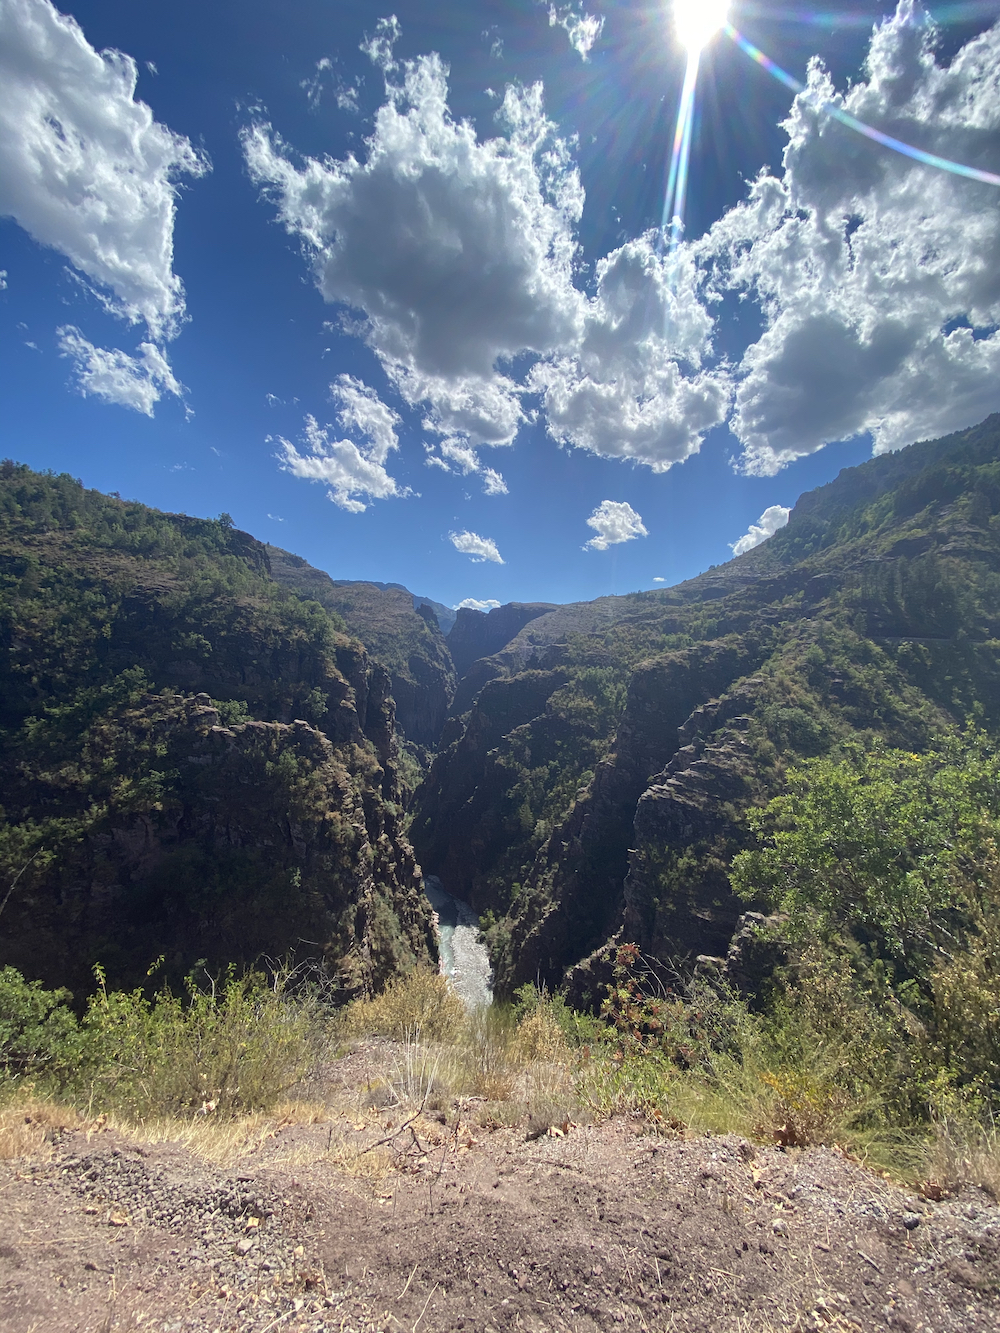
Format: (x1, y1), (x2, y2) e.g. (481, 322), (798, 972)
(410, 415), (1000, 995)
(331, 578), (457, 635)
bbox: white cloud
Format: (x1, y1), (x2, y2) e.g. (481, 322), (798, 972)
(58, 326), (184, 415)
(360, 15), (402, 72)
(0, 270), (7, 289)
(276, 377), (411, 512)
(548, 5), (604, 61)
(302, 57), (359, 113)
(653, 576), (666, 582)
(423, 441), (508, 494)
(730, 504), (791, 556)
(530, 233), (731, 470)
(0, 0), (206, 340)
(702, 5), (1000, 474)
(437, 437), (481, 474)
(454, 597), (502, 611)
(481, 467), (508, 495)
(243, 53), (584, 448)
(583, 499), (648, 551)
(449, 529), (504, 563)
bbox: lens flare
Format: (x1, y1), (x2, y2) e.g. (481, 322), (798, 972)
(725, 22), (1000, 188)
(673, 0), (731, 53)
(662, 52), (701, 251)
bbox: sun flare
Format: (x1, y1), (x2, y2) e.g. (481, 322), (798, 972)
(672, 0), (730, 54)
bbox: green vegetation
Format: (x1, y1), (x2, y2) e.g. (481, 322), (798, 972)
(0, 461), (351, 733)
(568, 732), (1000, 1180)
(0, 463), (435, 995)
(414, 415), (1000, 991)
(0, 963), (316, 1118)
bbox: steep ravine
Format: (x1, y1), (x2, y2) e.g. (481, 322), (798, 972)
(410, 415), (1000, 996)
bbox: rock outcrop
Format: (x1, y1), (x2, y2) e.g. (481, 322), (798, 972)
(0, 693), (435, 997)
(0, 468), (436, 996)
(447, 602), (557, 681)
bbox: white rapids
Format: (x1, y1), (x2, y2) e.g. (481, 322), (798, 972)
(423, 874), (493, 1011)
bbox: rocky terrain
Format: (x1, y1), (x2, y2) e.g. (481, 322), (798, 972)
(2, 1041), (998, 1333)
(0, 466), (435, 993)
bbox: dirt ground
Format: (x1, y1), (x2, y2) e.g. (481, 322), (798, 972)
(1, 1041), (998, 1333)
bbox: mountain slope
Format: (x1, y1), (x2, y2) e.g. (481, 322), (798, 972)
(411, 416), (1000, 994)
(267, 547), (457, 749)
(0, 464), (435, 995)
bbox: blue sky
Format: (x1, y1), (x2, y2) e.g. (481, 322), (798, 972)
(2, 1), (999, 610)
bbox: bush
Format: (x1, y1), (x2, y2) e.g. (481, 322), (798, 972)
(340, 968), (464, 1043)
(0, 967), (82, 1087)
(77, 966), (316, 1118)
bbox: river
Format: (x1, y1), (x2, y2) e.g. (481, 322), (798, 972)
(423, 874), (493, 1011)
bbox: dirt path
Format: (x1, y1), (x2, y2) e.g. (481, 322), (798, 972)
(1, 1054), (998, 1333)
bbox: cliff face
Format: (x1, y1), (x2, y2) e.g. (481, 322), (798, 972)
(267, 548), (457, 749)
(0, 693), (433, 997)
(412, 417), (1000, 994)
(0, 466), (435, 993)
(447, 603), (557, 680)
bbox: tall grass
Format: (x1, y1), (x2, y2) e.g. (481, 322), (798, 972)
(0, 963), (323, 1121)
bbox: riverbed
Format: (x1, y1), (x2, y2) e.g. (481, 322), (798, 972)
(423, 874), (493, 1010)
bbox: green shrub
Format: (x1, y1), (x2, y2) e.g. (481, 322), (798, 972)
(0, 967), (82, 1087)
(76, 966), (315, 1119)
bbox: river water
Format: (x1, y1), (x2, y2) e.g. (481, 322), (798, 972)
(423, 874), (493, 1011)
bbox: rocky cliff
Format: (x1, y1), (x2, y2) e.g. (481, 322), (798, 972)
(0, 465), (436, 993)
(267, 548), (457, 749)
(412, 416), (1000, 993)
(0, 691), (433, 997)
(447, 602), (557, 680)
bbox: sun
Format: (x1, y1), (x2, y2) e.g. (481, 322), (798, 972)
(672, 0), (730, 55)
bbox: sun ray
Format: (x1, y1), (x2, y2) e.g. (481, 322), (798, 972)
(661, 50), (701, 251)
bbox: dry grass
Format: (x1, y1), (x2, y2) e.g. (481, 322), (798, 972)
(105, 1098), (330, 1164)
(340, 969), (464, 1043)
(923, 1118), (1000, 1199)
(0, 1095), (83, 1159)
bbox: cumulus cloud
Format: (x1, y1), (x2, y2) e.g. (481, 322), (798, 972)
(0, 0), (206, 340)
(583, 499), (648, 551)
(548, 5), (604, 61)
(532, 235), (731, 470)
(455, 596), (502, 611)
(702, 3), (1000, 474)
(276, 377), (410, 512)
(58, 326), (184, 414)
(244, 54), (583, 449)
(449, 529), (504, 563)
(729, 504), (791, 556)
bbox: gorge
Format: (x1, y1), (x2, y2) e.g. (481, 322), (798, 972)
(2, 411), (1000, 1003)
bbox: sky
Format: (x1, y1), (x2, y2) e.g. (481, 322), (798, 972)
(2, 0), (1000, 611)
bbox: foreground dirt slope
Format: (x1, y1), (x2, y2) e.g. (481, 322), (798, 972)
(2, 1062), (998, 1333)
